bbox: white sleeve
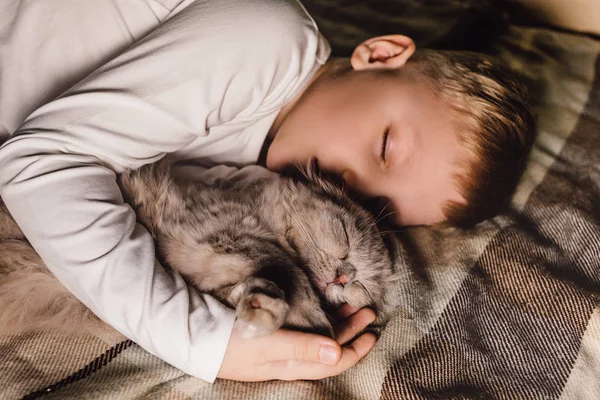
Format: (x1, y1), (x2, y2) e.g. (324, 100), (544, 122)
(0, 0), (177, 139)
(0, 0), (325, 382)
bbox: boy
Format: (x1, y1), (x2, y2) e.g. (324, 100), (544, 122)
(0, 0), (534, 383)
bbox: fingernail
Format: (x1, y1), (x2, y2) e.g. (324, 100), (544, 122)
(319, 344), (339, 364)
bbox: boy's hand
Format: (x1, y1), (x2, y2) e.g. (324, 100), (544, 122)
(217, 306), (377, 381)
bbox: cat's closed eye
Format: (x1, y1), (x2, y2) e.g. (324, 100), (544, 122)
(313, 213), (349, 260)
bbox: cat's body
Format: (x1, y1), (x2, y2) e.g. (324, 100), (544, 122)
(0, 160), (392, 338)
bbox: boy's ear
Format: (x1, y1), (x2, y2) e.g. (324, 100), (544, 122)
(350, 35), (416, 71)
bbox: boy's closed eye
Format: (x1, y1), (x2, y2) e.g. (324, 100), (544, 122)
(380, 127), (390, 165)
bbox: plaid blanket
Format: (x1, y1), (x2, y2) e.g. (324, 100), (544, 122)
(2, 15), (600, 400)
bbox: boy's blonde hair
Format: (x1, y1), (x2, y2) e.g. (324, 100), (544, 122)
(406, 50), (537, 228)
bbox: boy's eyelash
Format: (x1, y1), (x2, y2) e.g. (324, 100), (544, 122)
(381, 128), (390, 162)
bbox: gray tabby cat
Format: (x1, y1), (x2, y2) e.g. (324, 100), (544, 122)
(0, 159), (392, 338)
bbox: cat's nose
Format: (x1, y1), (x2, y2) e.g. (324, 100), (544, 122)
(332, 272), (349, 286)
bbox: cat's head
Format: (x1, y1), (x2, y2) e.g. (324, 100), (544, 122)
(281, 162), (393, 311)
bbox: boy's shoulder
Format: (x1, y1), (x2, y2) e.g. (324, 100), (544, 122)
(170, 0), (329, 69)
(178, 0), (318, 40)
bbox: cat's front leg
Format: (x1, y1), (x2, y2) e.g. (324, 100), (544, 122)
(231, 277), (289, 339)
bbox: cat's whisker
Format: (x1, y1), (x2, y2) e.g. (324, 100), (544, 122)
(292, 160), (310, 180)
(374, 232), (400, 242)
(355, 280), (376, 307)
(377, 228), (409, 236)
(373, 201), (392, 225)
(374, 209), (401, 225)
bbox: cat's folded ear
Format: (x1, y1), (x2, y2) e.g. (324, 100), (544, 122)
(279, 158), (347, 200)
(305, 158), (346, 194)
(277, 158), (318, 182)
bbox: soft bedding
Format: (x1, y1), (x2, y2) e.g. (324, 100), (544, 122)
(2, 2), (600, 399)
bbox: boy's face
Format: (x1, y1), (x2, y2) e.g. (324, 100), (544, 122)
(265, 67), (467, 226)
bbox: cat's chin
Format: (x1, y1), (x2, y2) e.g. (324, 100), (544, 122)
(323, 284), (346, 306)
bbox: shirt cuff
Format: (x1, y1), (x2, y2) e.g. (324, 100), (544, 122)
(188, 297), (237, 383)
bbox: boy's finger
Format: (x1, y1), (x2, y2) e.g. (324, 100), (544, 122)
(335, 332), (377, 370)
(335, 308), (377, 345)
(336, 303), (361, 319)
(263, 330), (342, 365)
(276, 333), (378, 381)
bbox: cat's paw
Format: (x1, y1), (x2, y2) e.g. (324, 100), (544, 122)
(235, 280), (289, 339)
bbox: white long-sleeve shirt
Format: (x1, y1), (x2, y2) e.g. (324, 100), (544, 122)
(0, 0), (330, 382)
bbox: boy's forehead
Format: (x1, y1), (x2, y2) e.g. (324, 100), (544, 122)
(386, 172), (466, 226)
(385, 99), (467, 225)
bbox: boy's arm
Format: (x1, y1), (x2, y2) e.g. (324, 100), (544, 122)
(0, 26), (239, 381)
(0, 0), (348, 382)
(0, 103), (236, 382)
